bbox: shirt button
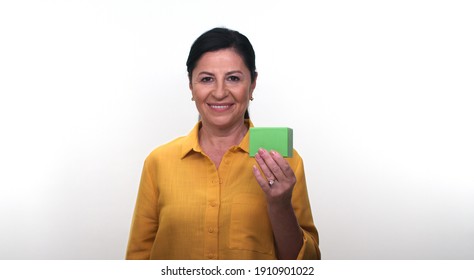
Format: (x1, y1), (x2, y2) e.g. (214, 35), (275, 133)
(209, 201), (217, 207)
(207, 253), (215, 259)
(208, 228), (214, 233)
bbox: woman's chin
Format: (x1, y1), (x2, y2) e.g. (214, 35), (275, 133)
(203, 116), (242, 129)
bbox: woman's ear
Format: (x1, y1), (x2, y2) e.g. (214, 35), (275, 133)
(250, 72), (258, 93)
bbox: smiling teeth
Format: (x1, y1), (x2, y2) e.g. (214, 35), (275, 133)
(210, 105), (230, 109)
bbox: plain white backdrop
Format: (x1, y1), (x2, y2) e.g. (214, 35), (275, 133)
(0, 0), (473, 259)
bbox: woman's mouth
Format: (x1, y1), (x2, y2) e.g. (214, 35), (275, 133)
(208, 103), (233, 112)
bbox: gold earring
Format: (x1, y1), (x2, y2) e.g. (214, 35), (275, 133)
(250, 97), (254, 101)
(191, 96), (194, 101)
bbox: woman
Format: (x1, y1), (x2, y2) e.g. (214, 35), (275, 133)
(126, 27), (320, 260)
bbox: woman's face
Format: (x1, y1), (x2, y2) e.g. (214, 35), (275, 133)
(190, 48), (256, 130)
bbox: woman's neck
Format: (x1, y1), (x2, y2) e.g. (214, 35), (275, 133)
(198, 120), (248, 169)
(199, 120), (248, 151)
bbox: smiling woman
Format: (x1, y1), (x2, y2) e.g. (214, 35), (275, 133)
(190, 49), (255, 137)
(125, 27), (320, 260)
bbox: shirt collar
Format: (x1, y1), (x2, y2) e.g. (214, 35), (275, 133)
(180, 120), (253, 159)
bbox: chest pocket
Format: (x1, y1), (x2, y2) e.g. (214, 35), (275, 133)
(228, 193), (274, 254)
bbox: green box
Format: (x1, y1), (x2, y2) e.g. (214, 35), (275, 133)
(249, 127), (293, 158)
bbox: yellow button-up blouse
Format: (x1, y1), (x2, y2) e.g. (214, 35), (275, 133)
(126, 121), (320, 259)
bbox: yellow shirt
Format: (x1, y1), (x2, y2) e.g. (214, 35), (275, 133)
(126, 121), (320, 260)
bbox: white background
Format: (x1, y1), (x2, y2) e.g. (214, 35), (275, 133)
(0, 0), (473, 259)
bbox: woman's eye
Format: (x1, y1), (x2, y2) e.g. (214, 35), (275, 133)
(228, 76), (240, 82)
(201, 77), (213, 83)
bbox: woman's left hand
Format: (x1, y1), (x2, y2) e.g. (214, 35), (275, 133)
(252, 148), (296, 206)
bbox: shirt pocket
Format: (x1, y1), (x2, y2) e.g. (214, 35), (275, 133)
(228, 193), (274, 254)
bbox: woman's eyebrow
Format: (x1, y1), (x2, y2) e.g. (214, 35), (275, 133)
(226, 70), (244, 75)
(197, 71), (215, 76)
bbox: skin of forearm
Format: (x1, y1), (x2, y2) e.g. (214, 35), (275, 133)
(267, 202), (303, 260)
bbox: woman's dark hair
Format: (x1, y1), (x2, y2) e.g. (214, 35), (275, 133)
(186, 27), (257, 119)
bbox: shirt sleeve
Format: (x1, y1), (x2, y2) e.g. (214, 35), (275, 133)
(292, 154), (321, 260)
(125, 157), (159, 260)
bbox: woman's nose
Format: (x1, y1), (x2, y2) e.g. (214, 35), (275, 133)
(212, 80), (228, 99)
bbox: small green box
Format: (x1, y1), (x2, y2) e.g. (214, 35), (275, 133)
(249, 127), (293, 158)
